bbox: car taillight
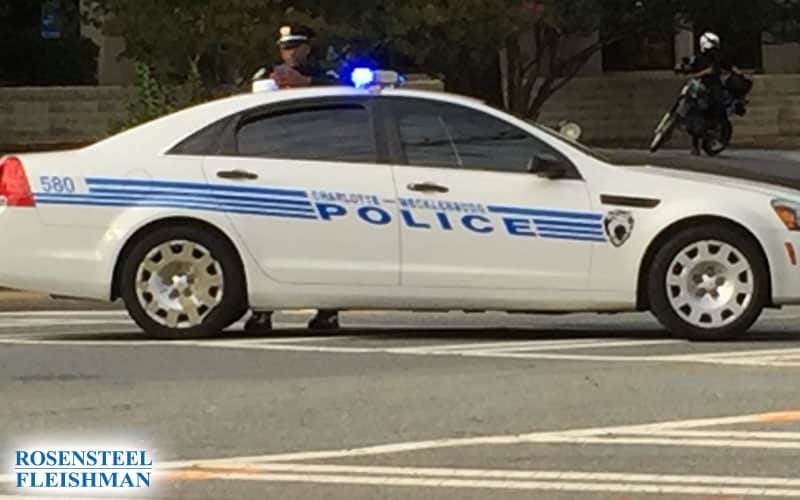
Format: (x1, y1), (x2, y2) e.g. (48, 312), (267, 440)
(0, 156), (35, 207)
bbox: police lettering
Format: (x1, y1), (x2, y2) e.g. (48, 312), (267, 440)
(503, 217), (536, 237)
(312, 191), (380, 205)
(314, 202), (554, 238)
(398, 198), (486, 214)
(358, 206), (391, 225)
(401, 210), (431, 229)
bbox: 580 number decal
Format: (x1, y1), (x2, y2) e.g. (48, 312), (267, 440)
(40, 176), (76, 193)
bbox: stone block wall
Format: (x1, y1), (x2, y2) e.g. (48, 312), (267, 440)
(1, 75), (797, 154)
(0, 86), (133, 153)
(537, 73), (800, 149)
(0, 77), (444, 154)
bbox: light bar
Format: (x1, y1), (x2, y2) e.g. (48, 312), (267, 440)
(349, 68), (404, 90)
(252, 78), (279, 92)
(351, 68), (375, 88)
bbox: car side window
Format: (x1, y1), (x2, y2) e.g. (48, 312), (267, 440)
(391, 98), (571, 174)
(235, 104), (376, 163)
(167, 116), (234, 156)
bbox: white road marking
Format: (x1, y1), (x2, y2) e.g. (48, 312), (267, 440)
(160, 409), (800, 467)
(457, 339), (682, 353)
(159, 469), (800, 497)
(190, 462), (800, 486)
(663, 347), (800, 360)
(5, 410), (800, 496)
(3, 332), (800, 368)
(623, 430), (800, 440)
(518, 435), (800, 450)
(389, 338), (622, 353)
(2, 310), (800, 367)
(0, 336), (362, 348)
(392, 338), (681, 354)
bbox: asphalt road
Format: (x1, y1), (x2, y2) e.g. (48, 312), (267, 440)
(3, 308), (800, 499)
(604, 148), (800, 189)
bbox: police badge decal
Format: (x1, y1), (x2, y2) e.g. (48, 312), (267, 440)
(604, 210), (634, 247)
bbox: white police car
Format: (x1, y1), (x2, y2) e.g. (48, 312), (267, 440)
(2, 69), (800, 341)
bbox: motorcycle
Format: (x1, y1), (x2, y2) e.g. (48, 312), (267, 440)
(649, 58), (753, 156)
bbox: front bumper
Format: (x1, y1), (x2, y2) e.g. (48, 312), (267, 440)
(766, 228), (800, 305)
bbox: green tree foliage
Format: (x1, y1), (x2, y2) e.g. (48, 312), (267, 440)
(84, 0), (284, 86)
(87, 0), (799, 125)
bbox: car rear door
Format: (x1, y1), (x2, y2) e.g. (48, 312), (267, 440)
(201, 96), (400, 286)
(381, 95), (601, 290)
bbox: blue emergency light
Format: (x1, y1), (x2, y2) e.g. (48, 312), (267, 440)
(348, 67), (405, 90)
(350, 68), (375, 88)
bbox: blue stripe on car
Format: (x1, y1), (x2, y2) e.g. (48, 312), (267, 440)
(86, 187), (314, 207)
(85, 177), (309, 198)
(34, 196), (318, 220)
(487, 205), (603, 221)
(36, 193), (316, 214)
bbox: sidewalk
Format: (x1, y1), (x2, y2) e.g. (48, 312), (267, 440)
(0, 288), (123, 312)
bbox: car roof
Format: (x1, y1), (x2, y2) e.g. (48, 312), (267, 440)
(84, 85), (490, 155)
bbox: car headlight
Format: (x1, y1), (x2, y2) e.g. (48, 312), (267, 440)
(772, 199), (800, 231)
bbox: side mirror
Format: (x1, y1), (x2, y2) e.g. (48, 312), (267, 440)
(527, 155), (567, 179)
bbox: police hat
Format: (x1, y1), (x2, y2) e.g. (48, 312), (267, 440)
(277, 24), (315, 48)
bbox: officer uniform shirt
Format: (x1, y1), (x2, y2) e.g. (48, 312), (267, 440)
(280, 61), (339, 86)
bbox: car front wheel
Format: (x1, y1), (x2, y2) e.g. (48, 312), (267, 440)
(647, 224), (768, 341)
(119, 225), (246, 339)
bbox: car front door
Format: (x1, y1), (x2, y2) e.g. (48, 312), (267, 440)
(383, 96), (602, 290)
(201, 96), (400, 286)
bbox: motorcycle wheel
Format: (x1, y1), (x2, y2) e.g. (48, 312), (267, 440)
(650, 112), (677, 153)
(702, 118), (732, 156)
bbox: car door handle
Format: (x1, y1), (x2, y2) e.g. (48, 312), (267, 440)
(216, 169), (258, 181)
(407, 182), (449, 193)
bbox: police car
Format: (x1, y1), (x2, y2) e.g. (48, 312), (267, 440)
(2, 69), (800, 341)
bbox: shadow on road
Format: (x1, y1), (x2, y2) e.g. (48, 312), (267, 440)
(38, 326), (800, 344)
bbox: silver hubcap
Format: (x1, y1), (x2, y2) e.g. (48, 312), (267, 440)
(135, 240), (224, 329)
(666, 240), (754, 329)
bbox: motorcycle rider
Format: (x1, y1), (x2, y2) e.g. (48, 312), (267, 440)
(676, 32), (741, 155)
(245, 24), (341, 334)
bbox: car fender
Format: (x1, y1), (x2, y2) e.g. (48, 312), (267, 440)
(97, 207), (261, 302)
(589, 193), (781, 303)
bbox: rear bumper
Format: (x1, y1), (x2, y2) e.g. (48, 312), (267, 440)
(0, 207), (112, 300)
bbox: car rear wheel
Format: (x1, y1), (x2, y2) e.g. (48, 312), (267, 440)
(119, 225), (246, 339)
(647, 224), (768, 341)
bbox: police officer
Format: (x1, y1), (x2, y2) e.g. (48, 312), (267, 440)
(244, 25), (341, 334)
(266, 24), (339, 88)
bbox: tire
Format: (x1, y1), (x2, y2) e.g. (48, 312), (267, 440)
(702, 119), (732, 156)
(650, 112), (677, 152)
(647, 224), (768, 341)
(119, 225), (247, 339)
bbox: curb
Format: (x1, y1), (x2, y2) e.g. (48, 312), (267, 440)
(0, 288), (124, 312)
